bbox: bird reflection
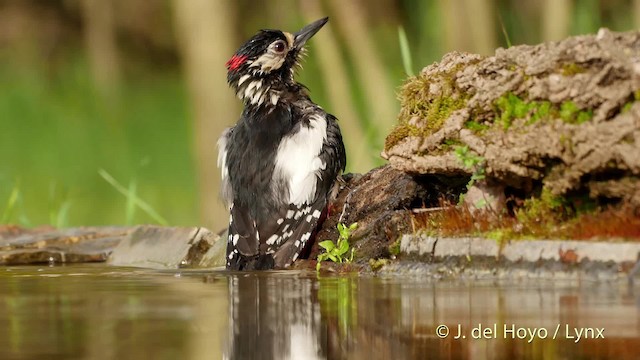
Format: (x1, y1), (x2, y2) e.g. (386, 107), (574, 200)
(225, 273), (326, 360)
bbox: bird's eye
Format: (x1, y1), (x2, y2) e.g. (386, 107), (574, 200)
(273, 41), (286, 53)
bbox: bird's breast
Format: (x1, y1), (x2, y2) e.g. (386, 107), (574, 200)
(273, 113), (328, 206)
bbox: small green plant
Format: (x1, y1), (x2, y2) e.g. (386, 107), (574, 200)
(316, 222), (357, 271)
(454, 145), (486, 203)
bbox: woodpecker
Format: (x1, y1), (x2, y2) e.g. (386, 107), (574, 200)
(218, 17), (346, 270)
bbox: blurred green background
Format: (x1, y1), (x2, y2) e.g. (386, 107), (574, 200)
(0, 0), (637, 230)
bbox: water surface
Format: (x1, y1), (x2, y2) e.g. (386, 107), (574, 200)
(0, 265), (638, 359)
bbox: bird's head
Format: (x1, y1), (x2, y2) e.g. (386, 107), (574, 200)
(226, 17), (328, 106)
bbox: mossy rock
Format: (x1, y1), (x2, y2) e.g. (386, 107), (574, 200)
(382, 29), (640, 207)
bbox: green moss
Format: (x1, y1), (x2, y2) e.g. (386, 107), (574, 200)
(386, 93), (466, 150)
(528, 101), (552, 124)
(495, 93), (536, 129)
(485, 229), (512, 244)
(444, 138), (463, 146)
(386, 64), (469, 151)
(369, 258), (390, 271)
(620, 90), (640, 114)
(427, 95), (466, 131)
(559, 101), (593, 124)
(464, 120), (490, 132)
(384, 123), (422, 150)
(434, 138), (464, 155)
(516, 188), (566, 224)
(575, 109), (593, 123)
(388, 238), (401, 256)
(494, 93), (594, 128)
(561, 63), (586, 76)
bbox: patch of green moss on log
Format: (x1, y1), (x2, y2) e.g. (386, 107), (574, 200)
(621, 89), (640, 113)
(493, 92), (594, 129)
(385, 65), (468, 151)
(561, 63), (586, 76)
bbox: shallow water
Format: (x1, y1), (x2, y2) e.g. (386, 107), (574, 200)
(0, 264), (638, 360)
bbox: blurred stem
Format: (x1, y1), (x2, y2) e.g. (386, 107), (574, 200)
(440, 0), (466, 52)
(499, 14), (512, 48)
(415, 0), (444, 65)
(463, 0), (497, 55)
(572, 0), (600, 35)
(398, 27), (414, 77)
(299, 0), (375, 173)
(80, 0), (121, 102)
(542, 0), (571, 41)
(327, 0), (398, 150)
(172, 0), (239, 230)
(439, 0), (496, 54)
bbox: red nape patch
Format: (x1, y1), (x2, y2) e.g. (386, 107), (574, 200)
(226, 54), (247, 71)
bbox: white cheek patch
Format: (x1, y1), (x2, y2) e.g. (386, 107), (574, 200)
(273, 114), (328, 205)
(250, 51), (285, 73)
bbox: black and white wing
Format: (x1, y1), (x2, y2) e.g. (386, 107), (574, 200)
(269, 111), (345, 267)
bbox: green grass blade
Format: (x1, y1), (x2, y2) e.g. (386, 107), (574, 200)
(498, 14), (512, 48)
(125, 179), (137, 225)
(98, 169), (168, 225)
(398, 26), (415, 77)
(2, 184), (20, 224)
(54, 201), (72, 228)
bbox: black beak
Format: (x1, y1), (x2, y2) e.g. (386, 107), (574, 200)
(293, 17), (328, 49)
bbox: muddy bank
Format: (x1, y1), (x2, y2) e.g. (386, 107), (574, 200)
(1, 225), (639, 281)
(0, 225), (224, 268)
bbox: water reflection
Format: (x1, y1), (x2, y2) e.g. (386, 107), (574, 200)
(225, 272), (324, 360)
(0, 265), (639, 359)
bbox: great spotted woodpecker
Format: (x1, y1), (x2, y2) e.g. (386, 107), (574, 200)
(218, 17), (346, 270)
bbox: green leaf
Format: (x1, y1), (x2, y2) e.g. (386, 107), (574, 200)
(398, 26), (415, 77)
(318, 240), (335, 251)
(328, 254), (338, 262)
(348, 223), (358, 231)
(337, 239), (349, 254)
